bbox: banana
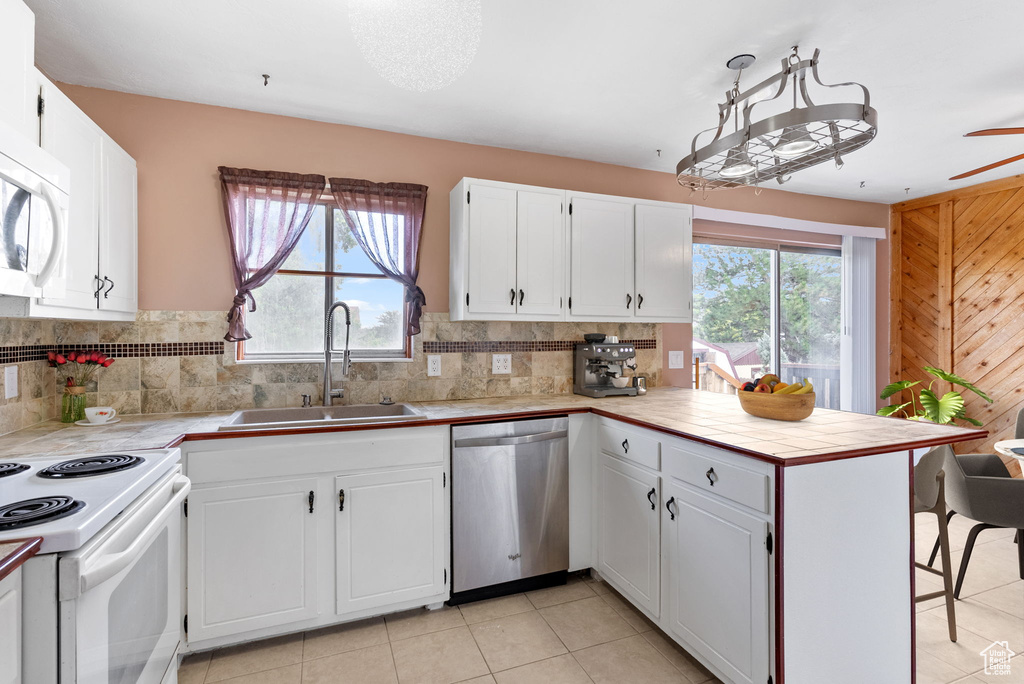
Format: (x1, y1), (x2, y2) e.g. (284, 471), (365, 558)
(775, 382), (801, 394)
(792, 378), (814, 395)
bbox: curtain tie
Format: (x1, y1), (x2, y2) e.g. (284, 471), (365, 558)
(405, 286), (426, 306)
(227, 290), (256, 322)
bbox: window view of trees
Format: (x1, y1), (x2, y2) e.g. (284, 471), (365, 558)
(243, 205), (407, 358)
(693, 242), (842, 407)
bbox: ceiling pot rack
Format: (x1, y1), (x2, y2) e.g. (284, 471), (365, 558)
(677, 47), (877, 194)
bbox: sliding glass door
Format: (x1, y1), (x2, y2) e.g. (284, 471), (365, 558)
(693, 241), (842, 408)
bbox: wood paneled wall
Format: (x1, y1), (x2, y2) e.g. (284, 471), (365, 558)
(891, 174), (1024, 455)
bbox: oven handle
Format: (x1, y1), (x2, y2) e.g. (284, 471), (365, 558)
(78, 475), (191, 594)
(33, 184), (65, 290)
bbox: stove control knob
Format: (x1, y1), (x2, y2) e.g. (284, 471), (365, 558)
(612, 351), (619, 358)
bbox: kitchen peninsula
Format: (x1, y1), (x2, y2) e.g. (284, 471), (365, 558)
(0, 388), (983, 684)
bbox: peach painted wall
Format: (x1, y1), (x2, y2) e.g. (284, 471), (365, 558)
(57, 84), (890, 391)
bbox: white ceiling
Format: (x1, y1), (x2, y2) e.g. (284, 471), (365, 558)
(24, 0), (1024, 204)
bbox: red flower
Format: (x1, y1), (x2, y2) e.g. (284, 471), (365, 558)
(67, 351), (77, 362)
(47, 351), (56, 362)
(55, 354), (66, 365)
(65, 377), (74, 387)
(90, 351), (100, 363)
(96, 353), (107, 364)
(77, 356), (86, 364)
(102, 359), (113, 367)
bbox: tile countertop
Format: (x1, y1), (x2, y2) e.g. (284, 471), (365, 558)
(0, 388), (985, 466)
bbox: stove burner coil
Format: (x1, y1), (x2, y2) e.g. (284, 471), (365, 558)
(36, 454), (144, 479)
(0, 463), (29, 478)
(0, 496), (85, 529)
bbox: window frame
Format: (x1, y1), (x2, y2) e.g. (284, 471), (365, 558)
(237, 199), (412, 363)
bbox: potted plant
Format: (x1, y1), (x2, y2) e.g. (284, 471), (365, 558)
(877, 366), (992, 426)
(48, 351), (116, 423)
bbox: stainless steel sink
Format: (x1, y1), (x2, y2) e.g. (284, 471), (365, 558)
(218, 403), (423, 431)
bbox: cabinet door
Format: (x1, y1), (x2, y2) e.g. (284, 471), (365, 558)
(569, 197), (634, 319)
(634, 203), (692, 321)
(97, 138), (138, 313)
(336, 467), (446, 615)
(467, 184), (517, 316)
(187, 478), (319, 642)
(38, 81), (101, 310)
(0, 0), (36, 141)
(516, 190), (564, 316)
(0, 567), (21, 684)
(597, 454), (660, 616)
(664, 482), (771, 684)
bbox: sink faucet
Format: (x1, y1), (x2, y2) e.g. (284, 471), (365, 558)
(323, 301), (352, 406)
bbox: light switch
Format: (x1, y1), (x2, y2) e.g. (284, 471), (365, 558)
(668, 351), (685, 369)
(427, 355), (441, 377)
(4, 366), (17, 399)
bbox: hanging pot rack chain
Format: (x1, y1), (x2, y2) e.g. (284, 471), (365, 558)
(677, 47), (877, 192)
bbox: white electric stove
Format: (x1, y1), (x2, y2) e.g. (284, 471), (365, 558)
(3, 448), (190, 683)
(0, 448), (182, 553)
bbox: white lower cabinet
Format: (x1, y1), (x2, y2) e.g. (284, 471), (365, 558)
(336, 467), (446, 614)
(664, 481), (771, 684)
(186, 478), (320, 642)
(597, 453), (660, 616)
(0, 566), (21, 684)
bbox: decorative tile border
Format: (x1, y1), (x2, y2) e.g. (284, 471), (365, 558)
(0, 342), (225, 364)
(422, 339), (657, 354)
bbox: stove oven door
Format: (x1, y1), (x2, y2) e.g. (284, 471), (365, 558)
(58, 467), (190, 684)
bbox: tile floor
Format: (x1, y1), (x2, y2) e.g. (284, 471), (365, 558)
(178, 514), (1024, 684)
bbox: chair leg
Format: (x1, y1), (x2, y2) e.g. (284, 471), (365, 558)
(929, 510), (957, 567)
(935, 507), (957, 641)
(954, 523), (999, 599)
(1018, 530), (1024, 580)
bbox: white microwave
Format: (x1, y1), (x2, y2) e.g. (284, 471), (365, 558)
(0, 118), (68, 298)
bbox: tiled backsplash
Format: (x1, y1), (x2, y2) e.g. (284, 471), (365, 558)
(0, 311), (663, 436)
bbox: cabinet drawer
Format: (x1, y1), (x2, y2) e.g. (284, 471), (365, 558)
(598, 421), (659, 470)
(665, 445), (769, 513)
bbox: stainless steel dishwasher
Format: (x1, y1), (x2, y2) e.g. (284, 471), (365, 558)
(450, 416), (569, 604)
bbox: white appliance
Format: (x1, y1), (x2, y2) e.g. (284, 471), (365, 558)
(0, 116), (68, 298)
(0, 449), (188, 683)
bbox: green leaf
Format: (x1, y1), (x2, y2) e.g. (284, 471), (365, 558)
(959, 416), (984, 427)
(919, 389), (965, 424)
(923, 367), (993, 403)
(880, 380), (920, 400)
(876, 402), (911, 417)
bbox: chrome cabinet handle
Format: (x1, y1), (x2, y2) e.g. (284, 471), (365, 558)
(706, 467), (717, 487)
(666, 496), (676, 521)
(637, 294), (644, 310)
(510, 288), (516, 305)
(626, 293), (632, 308)
(338, 489), (345, 512)
(519, 289), (524, 306)
(93, 275), (104, 298)
(103, 276), (114, 299)
(647, 487), (656, 510)
(621, 439), (629, 453)
(308, 490), (315, 514)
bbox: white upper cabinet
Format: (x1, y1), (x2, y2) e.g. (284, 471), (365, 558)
(98, 137), (138, 313)
(634, 203), (692, 321)
(450, 178), (691, 323)
(450, 178), (566, 321)
(29, 75), (138, 320)
(516, 189), (565, 316)
(568, 196), (635, 320)
(0, 0), (37, 142)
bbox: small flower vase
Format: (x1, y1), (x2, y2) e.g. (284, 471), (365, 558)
(61, 386), (87, 423)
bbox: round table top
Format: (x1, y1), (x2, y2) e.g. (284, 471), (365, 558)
(993, 439), (1024, 461)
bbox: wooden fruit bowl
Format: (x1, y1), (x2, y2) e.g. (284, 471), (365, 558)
(737, 391), (816, 421)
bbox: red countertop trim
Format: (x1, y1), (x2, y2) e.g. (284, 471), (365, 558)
(0, 537), (42, 583)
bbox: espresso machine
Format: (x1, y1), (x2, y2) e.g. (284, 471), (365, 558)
(573, 339), (638, 398)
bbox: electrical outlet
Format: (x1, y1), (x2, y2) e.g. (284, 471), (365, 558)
(492, 354), (512, 375)
(668, 351), (685, 369)
(4, 366), (17, 399)
(427, 355), (441, 377)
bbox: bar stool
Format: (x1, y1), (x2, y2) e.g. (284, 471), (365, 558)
(914, 446), (956, 642)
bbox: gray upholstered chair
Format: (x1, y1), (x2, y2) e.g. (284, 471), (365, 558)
(914, 447), (956, 641)
(928, 445), (1024, 599)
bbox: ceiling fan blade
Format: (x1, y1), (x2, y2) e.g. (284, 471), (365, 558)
(949, 152), (1024, 180)
(964, 128), (1024, 137)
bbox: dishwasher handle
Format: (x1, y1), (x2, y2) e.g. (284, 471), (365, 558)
(453, 429), (568, 449)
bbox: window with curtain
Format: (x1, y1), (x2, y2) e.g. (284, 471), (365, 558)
(692, 238), (843, 408)
(241, 201), (410, 360)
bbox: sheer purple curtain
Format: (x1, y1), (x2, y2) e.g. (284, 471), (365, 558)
(219, 167), (326, 342)
(328, 178), (428, 336)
